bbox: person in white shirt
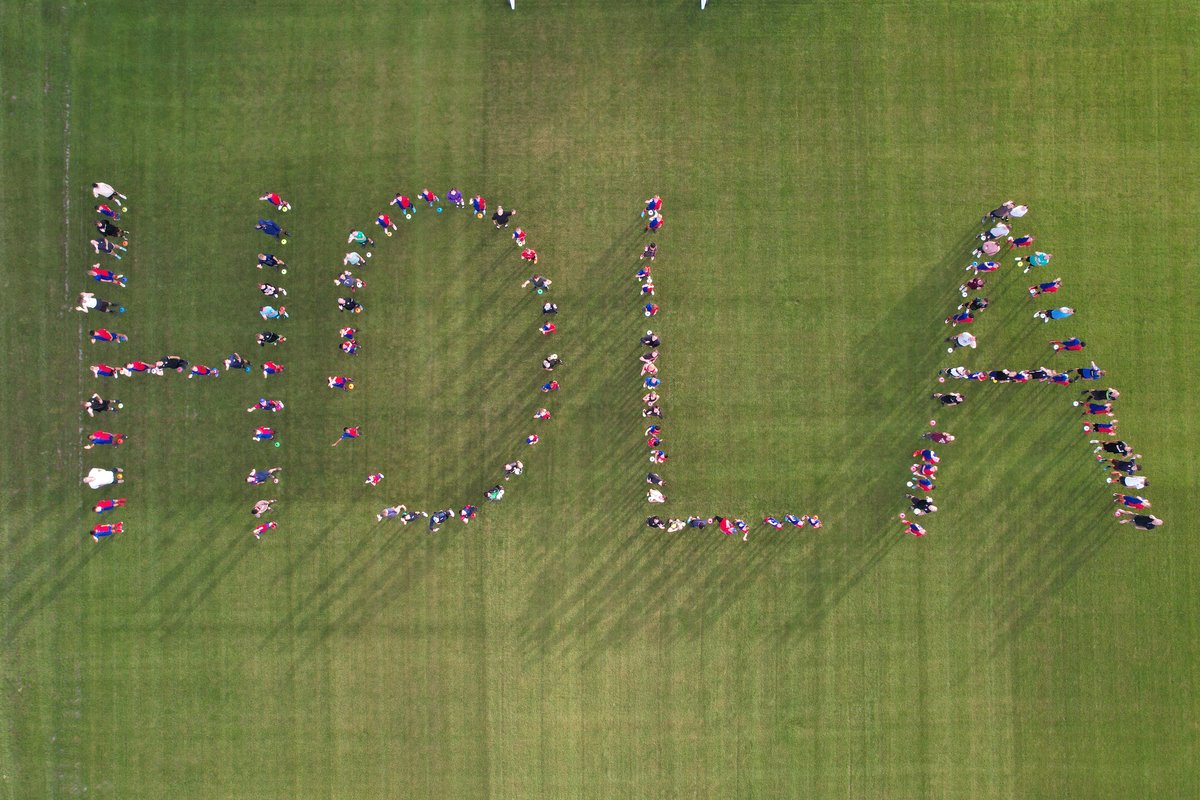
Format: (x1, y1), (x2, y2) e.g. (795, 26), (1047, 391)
(92, 182), (128, 206)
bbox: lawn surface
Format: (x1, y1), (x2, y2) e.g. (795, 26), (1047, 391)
(1, 1), (1198, 798)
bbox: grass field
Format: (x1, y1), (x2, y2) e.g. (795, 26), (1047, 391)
(2, 1), (1199, 798)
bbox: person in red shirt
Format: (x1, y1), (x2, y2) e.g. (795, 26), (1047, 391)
(391, 194), (415, 216)
(898, 513), (926, 537)
(521, 248), (538, 264)
(717, 517), (735, 536)
(252, 520), (278, 539)
(188, 364), (219, 379)
(93, 497), (126, 514)
(418, 188), (438, 206)
(332, 426), (360, 447)
(540, 323), (557, 336)
(85, 430), (126, 449)
(376, 212), (397, 236)
(262, 361), (285, 377)
(259, 192), (291, 212)
(89, 329), (128, 344)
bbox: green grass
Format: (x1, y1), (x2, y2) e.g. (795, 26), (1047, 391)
(2, 1), (1199, 798)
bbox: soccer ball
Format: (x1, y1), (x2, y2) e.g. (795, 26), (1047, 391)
(436, 207), (443, 213)
(347, 383), (355, 390)
(405, 213), (412, 220)
(929, 419), (937, 426)
(280, 269), (287, 274)
(244, 366), (252, 372)
(937, 376), (945, 383)
(280, 238), (287, 245)
(476, 212), (484, 219)
(385, 229), (393, 237)
(121, 207), (128, 212)
(274, 441), (281, 447)
(366, 252), (372, 258)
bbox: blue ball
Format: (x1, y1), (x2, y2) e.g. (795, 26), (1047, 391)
(245, 366), (252, 372)
(436, 207), (443, 213)
(118, 307), (125, 313)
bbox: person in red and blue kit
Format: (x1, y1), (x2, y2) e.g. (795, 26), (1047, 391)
(332, 426), (360, 447)
(92, 521), (123, 541)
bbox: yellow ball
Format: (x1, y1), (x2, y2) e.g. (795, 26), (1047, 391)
(476, 212), (483, 219)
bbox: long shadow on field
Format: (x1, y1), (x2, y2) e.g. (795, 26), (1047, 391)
(3, 544), (100, 641)
(762, 223), (986, 641)
(513, 218), (1110, 654)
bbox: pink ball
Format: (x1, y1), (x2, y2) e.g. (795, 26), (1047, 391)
(929, 419), (937, 427)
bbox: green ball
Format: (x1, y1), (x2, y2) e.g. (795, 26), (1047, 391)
(274, 441), (281, 447)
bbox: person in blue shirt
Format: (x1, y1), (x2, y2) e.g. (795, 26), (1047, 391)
(1034, 306), (1074, 322)
(256, 220), (287, 240)
(429, 509), (454, 532)
(1073, 361), (1105, 382)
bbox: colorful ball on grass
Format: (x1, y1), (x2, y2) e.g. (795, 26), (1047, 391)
(244, 366), (252, 372)
(121, 207), (128, 212)
(937, 376), (945, 383)
(365, 252), (372, 258)
(929, 419), (937, 427)
(118, 307), (125, 313)
(274, 441), (281, 447)
(476, 212), (484, 219)
(536, 288), (544, 295)
(280, 268), (287, 274)
(280, 238), (287, 245)
(347, 383), (355, 390)
(436, 207), (443, 213)
(405, 213), (412, 220)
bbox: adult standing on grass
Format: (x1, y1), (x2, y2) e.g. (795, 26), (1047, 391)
(348, 229), (375, 248)
(492, 206), (515, 228)
(946, 331), (976, 353)
(251, 499), (278, 518)
(92, 182), (128, 208)
(256, 219), (288, 243)
(1115, 511), (1163, 530)
(91, 238), (124, 259)
(95, 218), (128, 241)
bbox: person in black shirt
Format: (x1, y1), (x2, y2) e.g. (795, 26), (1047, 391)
(257, 332), (284, 347)
(646, 516), (665, 529)
(158, 355), (188, 372)
(95, 219), (126, 239)
(492, 206), (515, 228)
(1115, 511), (1163, 530)
(1093, 440), (1132, 457)
(907, 494), (937, 515)
(646, 472), (664, 487)
(640, 331), (660, 348)
(82, 393), (121, 416)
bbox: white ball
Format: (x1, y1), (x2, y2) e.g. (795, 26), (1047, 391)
(365, 252), (372, 259)
(280, 269), (287, 275)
